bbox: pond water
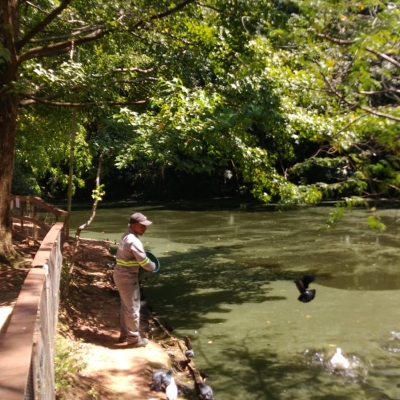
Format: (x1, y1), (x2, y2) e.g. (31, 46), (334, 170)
(70, 203), (400, 399)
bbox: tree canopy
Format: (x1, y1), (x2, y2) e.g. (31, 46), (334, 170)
(1, 0), (399, 260)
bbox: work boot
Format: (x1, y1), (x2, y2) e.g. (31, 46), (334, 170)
(118, 335), (127, 343)
(127, 336), (149, 348)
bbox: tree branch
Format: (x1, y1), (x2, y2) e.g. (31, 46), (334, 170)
(358, 105), (400, 121)
(360, 89), (400, 95)
(317, 34), (400, 70)
(316, 33), (355, 45)
(114, 67), (154, 73)
(316, 60), (400, 122)
(19, 93), (148, 107)
(365, 47), (400, 69)
(194, 1), (223, 13)
(18, 27), (106, 63)
(24, 1), (50, 16)
(335, 114), (367, 135)
(131, 0), (196, 30)
(18, 1), (197, 63)
(17, 0), (73, 51)
(28, 25), (103, 44)
(388, 183), (400, 192)
(112, 77), (158, 84)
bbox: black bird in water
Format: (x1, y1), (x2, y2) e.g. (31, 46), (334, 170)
(150, 366), (164, 392)
(294, 275), (316, 303)
(199, 381), (215, 400)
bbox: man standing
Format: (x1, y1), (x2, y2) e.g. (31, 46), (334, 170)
(113, 212), (156, 347)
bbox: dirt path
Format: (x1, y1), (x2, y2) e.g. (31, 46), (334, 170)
(59, 239), (198, 400)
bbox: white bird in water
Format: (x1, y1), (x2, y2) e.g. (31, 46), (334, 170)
(330, 347), (350, 370)
(166, 376), (178, 400)
(389, 331), (400, 341)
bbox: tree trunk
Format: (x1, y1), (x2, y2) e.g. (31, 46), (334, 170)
(0, 0), (21, 262)
(0, 90), (19, 263)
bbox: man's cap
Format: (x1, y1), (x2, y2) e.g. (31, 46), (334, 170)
(129, 212), (152, 226)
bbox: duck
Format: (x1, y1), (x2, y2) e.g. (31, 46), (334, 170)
(166, 376), (178, 400)
(199, 381), (215, 400)
(330, 347), (350, 370)
(295, 275), (316, 303)
(150, 366), (164, 392)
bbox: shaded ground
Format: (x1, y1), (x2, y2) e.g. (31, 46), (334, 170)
(1, 237), (200, 400)
(0, 238), (39, 345)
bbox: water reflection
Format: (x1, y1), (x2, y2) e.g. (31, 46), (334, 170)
(382, 331), (400, 354)
(70, 205), (400, 399)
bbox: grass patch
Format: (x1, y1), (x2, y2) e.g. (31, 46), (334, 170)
(55, 334), (87, 398)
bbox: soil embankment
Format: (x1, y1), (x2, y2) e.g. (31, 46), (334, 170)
(59, 238), (199, 399)
(2, 237), (200, 399)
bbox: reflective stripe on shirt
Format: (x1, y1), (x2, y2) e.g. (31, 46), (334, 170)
(116, 257), (150, 267)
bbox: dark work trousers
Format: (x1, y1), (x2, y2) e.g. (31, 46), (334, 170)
(113, 265), (141, 338)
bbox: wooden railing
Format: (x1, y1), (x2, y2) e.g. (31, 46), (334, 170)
(9, 195), (68, 240)
(0, 197), (68, 399)
(0, 222), (65, 400)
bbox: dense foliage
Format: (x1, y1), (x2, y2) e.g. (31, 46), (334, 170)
(1, 0), (399, 259)
(9, 0), (399, 205)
